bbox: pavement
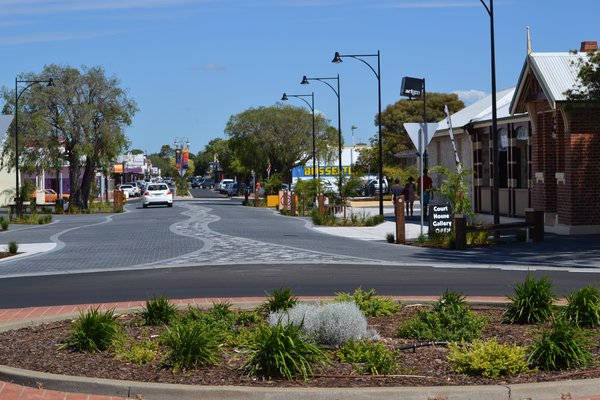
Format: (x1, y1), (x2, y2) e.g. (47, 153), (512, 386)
(1, 197), (599, 400)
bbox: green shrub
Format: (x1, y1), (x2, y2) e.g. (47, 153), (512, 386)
(260, 287), (298, 314)
(0, 218), (8, 231)
(528, 321), (593, 371)
(243, 322), (326, 380)
(61, 307), (120, 353)
(115, 337), (159, 365)
(434, 289), (468, 312)
(447, 339), (531, 378)
(333, 287), (400, 317)
(386, 233), (395, 243)
(503, 274), (556, 324)
(397, 301), (485, 342)
(336, 339), (398, 375)
(560, 285), (600, 328)
(7, 241), (18, 254)
(139, 296), (179, 326)
(161, 320), (220, 372)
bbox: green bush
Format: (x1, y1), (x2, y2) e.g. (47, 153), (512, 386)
(61, 307), (120, 353)
(243, 322), (326, 380)
(528, 321), (593, 371)
(7, 241), (18, 254)
(560, 285), (600, 328)
(0, 217), (8, 231)
(260, 287), (298, 314)
(161, 320), (220, 372)
(333, 287), (400, 317)
(447, 339), (531, 378)
(336, 339), (398, 375)
(503, 274), (556, 324)
(385, 233), (395, 243)
(139, 296), (179, 326)
(397, 297), (485, 342)
(115, 337), (159, 365)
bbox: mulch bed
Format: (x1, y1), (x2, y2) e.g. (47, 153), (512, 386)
(0, 306), (599, 388)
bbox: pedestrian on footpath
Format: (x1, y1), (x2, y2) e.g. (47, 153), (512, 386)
(403, 177), (416, 217)
(390, 178), (403, 216)
(417, 168), (433, 220)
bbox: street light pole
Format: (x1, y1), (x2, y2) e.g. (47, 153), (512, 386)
(301, 75), (343, 189)
(281, 92), (316, 179)
(480, 0), (500, 226)
(14, 77), (54, 218)
(332, 50), (383, 216)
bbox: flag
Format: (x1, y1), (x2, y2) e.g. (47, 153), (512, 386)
(444, 104), (461, 166)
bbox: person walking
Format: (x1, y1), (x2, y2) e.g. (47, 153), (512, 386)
(390, 178), (403, 216)
(403, 177), (416, 217)
(417, 168), (433, 220)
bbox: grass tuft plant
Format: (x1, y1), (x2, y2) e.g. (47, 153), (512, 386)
(139, 296), (179, 326)
(560, 285), (600, 328)
(503, 274), (556, 324)
(528, 320), (593, 371)
(243, 322), (326, 380)
(333, 287), (400, 317)
(260, 287), (298, 314)
(161, 320), (220, 372)
(7, 241), (18, 254)
(386, 233), (395, 243)
(61, 307), (120, 353)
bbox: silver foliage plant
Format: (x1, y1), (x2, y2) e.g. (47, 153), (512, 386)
(268, 301), (379, 346)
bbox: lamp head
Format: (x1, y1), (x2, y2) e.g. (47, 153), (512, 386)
(331, 52), (343, 63)
(300, 76), (310, 85)
(281, 93), (288, 101)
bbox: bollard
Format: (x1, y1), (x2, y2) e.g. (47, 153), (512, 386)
(395, 199), (405, 244)
(526, 209), (544, 242)
(454, 215), (467, 250)
(291, 191), (296, 216)
(318, 193), (325, 215)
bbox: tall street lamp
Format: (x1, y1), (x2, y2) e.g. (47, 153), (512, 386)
(14, 77), (54, 218)
(301, 74), (343, 188)
(281, 92), (316, 179)
(173, 137), (190, 197)
(332, 50), (383, 217)
(480, 0), (500, 226)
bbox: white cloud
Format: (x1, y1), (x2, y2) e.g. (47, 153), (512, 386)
(453, 89), (487, 105)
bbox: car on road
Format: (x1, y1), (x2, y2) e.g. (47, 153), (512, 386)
(117, 184), (136, 199)
(200, 178), (215, 189)
(218, 179), (235, 193)
(142, 183), (173, 208)
(363, 178), (389, 196)
(31, 189), (70, 204)
(226, 182), (239, 196)
(191, 177), (205, 188)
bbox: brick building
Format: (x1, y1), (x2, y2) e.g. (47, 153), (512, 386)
(510, 41), (600, 234)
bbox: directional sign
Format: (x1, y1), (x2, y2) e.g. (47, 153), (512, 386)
(403, 123), (438, 153)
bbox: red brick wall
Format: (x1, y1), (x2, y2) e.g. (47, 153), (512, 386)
(531, 106), (558, 213)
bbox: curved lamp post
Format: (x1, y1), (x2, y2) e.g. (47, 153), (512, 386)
(14, 77), (54, 218)
(479, 0), (500, 226)
(173, 137), (190, 197)
(281, 92), (316, 179)
(332, 50), (383, 217)
(301, 74), (343, 188)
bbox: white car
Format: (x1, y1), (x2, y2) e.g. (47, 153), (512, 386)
(118, 184), (136, 199)
(218, 179), (234, 192)
(142, 183), (173, 208)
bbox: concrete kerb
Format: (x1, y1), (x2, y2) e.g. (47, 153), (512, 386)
(2, 297), (599, 400)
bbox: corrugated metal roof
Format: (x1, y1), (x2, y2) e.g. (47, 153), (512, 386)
(435, 87), (524, 135)
(529, 52), (582, 104)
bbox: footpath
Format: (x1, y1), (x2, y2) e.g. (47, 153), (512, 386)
(0, 199), (599, 399)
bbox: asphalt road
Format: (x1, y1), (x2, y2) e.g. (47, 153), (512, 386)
(0, 188), (598, 308)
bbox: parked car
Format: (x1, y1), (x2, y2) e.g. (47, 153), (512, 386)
(220, 181), (235, 194)
(31, 189), (70, 204)
(218, 179), (234, 192)
(200, 178), (215, 189)
(191, 177), (205, 188)
(142, 183), (173, 208)
(363, 178), (389, 196)
(117, 184), (136, 199)
(320, 180), (339, 195)
(125, 182), (141, 197)
(226, 182), (239, 196)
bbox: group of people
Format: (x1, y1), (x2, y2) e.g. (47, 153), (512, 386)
(390, 169), (433, 219)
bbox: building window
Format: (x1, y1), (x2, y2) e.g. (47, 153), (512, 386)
(515, 126), (529, 189)
(481, 128), (490, 187)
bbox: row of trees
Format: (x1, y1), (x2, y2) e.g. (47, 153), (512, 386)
(1, 64), (137, 211)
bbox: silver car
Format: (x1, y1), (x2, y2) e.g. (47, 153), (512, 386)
(142, 183), (173, 208)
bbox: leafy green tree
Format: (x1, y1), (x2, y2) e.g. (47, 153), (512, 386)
(566, 50), (600, 101)
(356, 93), (464, 171)
(1, 65), (137, 210)
(225, 103), (335, 183)
(429, 163), (474, 216)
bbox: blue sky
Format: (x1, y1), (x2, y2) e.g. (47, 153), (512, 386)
(1, 0), (598, 155)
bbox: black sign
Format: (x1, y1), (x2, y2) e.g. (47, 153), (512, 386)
(429, 204), (453, 234)
(401, 77), (423, 99)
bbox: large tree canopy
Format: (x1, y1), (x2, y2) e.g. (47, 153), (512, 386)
(1, 64), (137, 210)
(566, 50), (600, 102)
(356, 92), (464, 172)
(224, 103), (335, 182)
